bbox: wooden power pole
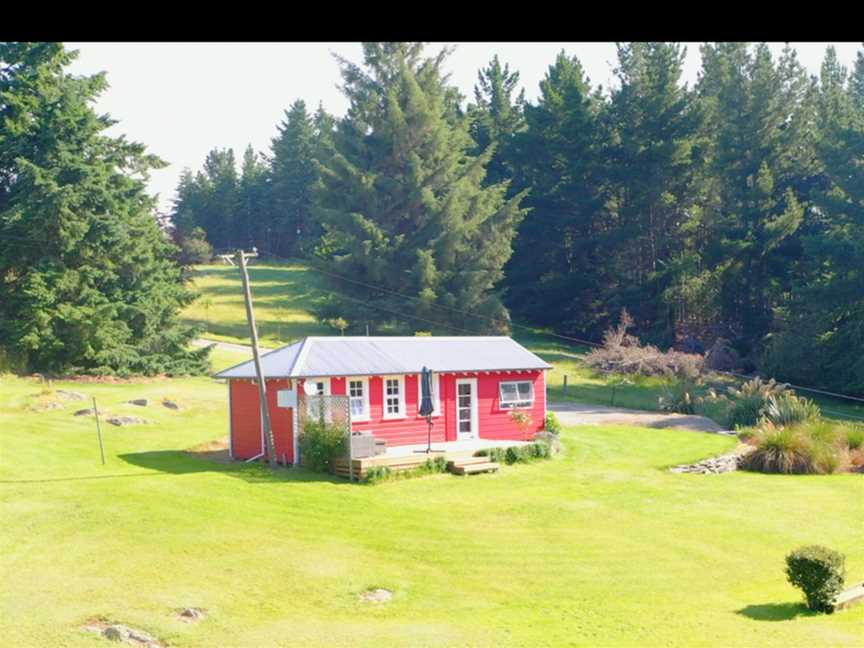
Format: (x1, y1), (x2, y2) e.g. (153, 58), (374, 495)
(236, 249), (277, 467)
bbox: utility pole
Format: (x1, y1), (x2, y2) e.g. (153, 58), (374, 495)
(237, 249), (277, 467)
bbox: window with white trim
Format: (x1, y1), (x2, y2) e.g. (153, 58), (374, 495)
(416, 372), (441, 416)
(348, 377), (370, 421)
(383, 375), (405, 418)
(499, 380), (534, 409)
(305, 378), (331, 420)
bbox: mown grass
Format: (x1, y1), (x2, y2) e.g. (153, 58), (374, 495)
(1, 373), (862, 648)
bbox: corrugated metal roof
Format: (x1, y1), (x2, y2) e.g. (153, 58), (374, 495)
(214, 336), (551, 379)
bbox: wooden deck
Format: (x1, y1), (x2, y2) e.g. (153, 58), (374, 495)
(332, 439), (524, 480)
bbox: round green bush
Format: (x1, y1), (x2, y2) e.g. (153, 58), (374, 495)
(785, 545), (846, 613)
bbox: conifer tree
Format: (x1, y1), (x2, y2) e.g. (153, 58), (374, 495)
(468, 55), (525, 187)
(0, 43), (209, 375)
(503, 52), (607, 333)
(269, 100), (318, 256)
(314, 43), (526, 333)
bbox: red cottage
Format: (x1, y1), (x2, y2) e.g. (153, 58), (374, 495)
(215, 336), (552, 464)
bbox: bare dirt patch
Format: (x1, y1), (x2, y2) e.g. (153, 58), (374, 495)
(185, 438), (232, 464)
(359, 588), (393, 603)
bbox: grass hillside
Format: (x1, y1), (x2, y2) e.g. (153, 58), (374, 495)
(184, 261), (864, 421)
(1, 374), (862, 647)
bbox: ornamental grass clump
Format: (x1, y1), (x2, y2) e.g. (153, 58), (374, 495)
(785, 545), (846, 613)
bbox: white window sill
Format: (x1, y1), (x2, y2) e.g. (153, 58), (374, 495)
(382, 415), (407, 421)
(352, 416), (371, 423)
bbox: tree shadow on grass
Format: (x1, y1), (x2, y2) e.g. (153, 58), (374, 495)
(736, 602), (814, 621)
(118, 450), (345, 485)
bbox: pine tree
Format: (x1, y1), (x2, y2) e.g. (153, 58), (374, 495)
(503, 52), (608, 334)
(237, 145), (268, 251)
(603, 42), (704, 343)
(468, 55), (525, 188)
(0, 43), (209, 375)
(694, 43), (813, 350)
(764, 46), (864, 393)
(314, 42), (526, 333)
(269, 100), (318, 256)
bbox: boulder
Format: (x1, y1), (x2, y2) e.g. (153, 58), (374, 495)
(704, 338), (740, 372)
(74, 408), (96, 416)
(177, 607), (206, 622)
(162, 399), (181, 410)
(127, 399), (149, 407)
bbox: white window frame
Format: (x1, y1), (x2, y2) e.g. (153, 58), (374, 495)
(499, 380), (535, 409)
(416, 372), (441, 417)
(347, 376), (370, 422)
(304, 377), (331, 420)
(382, 375), (406, 419)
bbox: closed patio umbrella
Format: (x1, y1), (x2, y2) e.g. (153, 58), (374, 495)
(416, 366), (435, 453)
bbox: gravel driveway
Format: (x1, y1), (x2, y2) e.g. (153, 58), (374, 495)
(549, 402), (733, 434)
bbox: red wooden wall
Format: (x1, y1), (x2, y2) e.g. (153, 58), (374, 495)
(229, 379), (294, 463)
(325, 370), (546, 447)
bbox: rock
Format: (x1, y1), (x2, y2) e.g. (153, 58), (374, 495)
(669, 445), (755, 475)
(127, 399), (149, 407)
(177, 607), (206, 622)
(56, 390), (88, 401)
(74, 408), (96, 416)
(100, 623), (162, 647)
(162, 399), (181, 410)
(103, 626), (124, 642)
(704, 338), (741, 372)
(106, 415), (148, 426)
(360, 588), (393, 603)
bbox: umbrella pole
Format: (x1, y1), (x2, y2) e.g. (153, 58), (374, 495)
(426, 415), (432, 453)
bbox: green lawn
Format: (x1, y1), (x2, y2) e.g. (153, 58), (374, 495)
(1, 374), (862, 647)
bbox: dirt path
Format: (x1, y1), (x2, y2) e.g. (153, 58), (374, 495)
(548, 402), (733, 434)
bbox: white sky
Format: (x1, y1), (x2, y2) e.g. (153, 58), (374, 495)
(65, 42), (862, 212)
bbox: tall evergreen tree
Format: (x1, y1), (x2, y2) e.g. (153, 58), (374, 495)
(693, 43), (813, 351)
(237, 144), (268, 251)
(603, 42), (705, 343)
(314, 42), (526, 333)
(269, 100), (318, 256)
(764, 46), (864, 393)
(0, 43), (208, 375)
(468, 55), (525, 188)
(503, 52), (608, 333)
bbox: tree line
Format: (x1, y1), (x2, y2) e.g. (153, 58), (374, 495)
(174, 42), (864, 394)
(2, 42), (862, 394)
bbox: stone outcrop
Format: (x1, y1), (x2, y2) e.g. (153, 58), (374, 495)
(669, 444), (755, 475)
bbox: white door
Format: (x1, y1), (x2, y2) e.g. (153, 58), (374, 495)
(456, 378), (478, 439)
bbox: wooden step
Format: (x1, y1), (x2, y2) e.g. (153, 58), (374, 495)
(447, 456), (494, 468)
(449, 461), (500, 475)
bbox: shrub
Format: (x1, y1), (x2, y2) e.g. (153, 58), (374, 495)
(298, 420), (347, 473)
(726, 377), (789, 428)
(694, 391), (735, 428)
(509, 410), (534, 434)
(533, 430), (562, 455)
(761, 393), (821, 427)
(785, 545), (846, 613)
(584, 310), (704, 379)
(364, 465), (392, 484)
(844, 424), (864, 451)
(543, 412), (562, 435)
(658, 379), (701, 414)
